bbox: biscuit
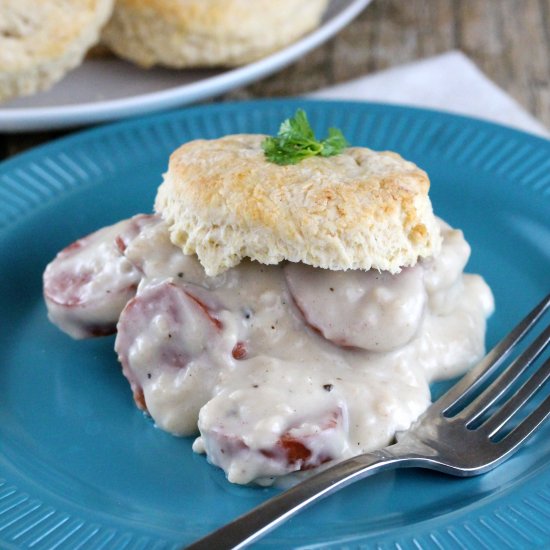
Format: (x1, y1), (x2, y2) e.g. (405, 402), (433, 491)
(154, 134), (442, 276)
(0, 0), (114, 103)
(101, 0), (329, 68)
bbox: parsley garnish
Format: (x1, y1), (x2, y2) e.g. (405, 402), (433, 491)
(262, 109), (348, 165)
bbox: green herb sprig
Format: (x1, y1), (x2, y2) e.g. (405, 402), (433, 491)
(262, 109), (348, 165)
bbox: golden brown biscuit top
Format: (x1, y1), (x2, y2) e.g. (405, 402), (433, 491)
(155, 134), (441, 276)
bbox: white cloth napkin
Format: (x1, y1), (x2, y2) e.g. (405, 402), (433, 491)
(309, 50), (549, 138)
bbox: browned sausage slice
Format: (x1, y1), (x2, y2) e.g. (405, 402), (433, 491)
(43, 215), (155, 338)
(283, 262), (426, 352)
(115, 280), (229, 434)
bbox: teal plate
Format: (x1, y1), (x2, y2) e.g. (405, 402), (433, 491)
(1, 99), (549, 549)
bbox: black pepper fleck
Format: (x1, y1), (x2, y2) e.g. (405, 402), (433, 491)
(329, 287), (334, 292)
(252, 384), (259, 388)
(147, 373), (152, 379)
(178, 272), (184, 278)
(323, 384), (333, 392)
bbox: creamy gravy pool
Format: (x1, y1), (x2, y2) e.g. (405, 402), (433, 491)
(44, 216), (493, 485)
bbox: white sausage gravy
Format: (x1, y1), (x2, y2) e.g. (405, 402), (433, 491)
(43, 215), (493, 485)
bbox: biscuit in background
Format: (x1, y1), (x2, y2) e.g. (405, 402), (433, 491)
(0, 0), (114, 103)
(101, 0), (329, 69)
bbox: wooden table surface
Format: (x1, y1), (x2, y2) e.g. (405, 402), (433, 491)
(2, 0), (549, 158)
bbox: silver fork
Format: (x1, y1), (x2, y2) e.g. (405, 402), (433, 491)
(188, 293), (550, 549)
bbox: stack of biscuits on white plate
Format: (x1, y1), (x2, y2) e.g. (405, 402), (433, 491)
(0, 0), (329, 102)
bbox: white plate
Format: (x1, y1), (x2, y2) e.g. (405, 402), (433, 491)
(0, 0), (371, 132)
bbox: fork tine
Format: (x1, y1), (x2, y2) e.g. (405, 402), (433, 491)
(479, 357), (550, 438)
(496, 392), (550, 454)
(437, 293), (550, 415)
(458, 325), (550, 425)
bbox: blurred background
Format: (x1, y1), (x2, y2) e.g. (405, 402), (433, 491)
(1, 0), (549, 157)
(226, 0), (549, 125)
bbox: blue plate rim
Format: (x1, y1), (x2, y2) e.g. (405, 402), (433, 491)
(2, 98), (549, 171)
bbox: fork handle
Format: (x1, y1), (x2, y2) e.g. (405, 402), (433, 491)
(187, 447), (410, 549)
